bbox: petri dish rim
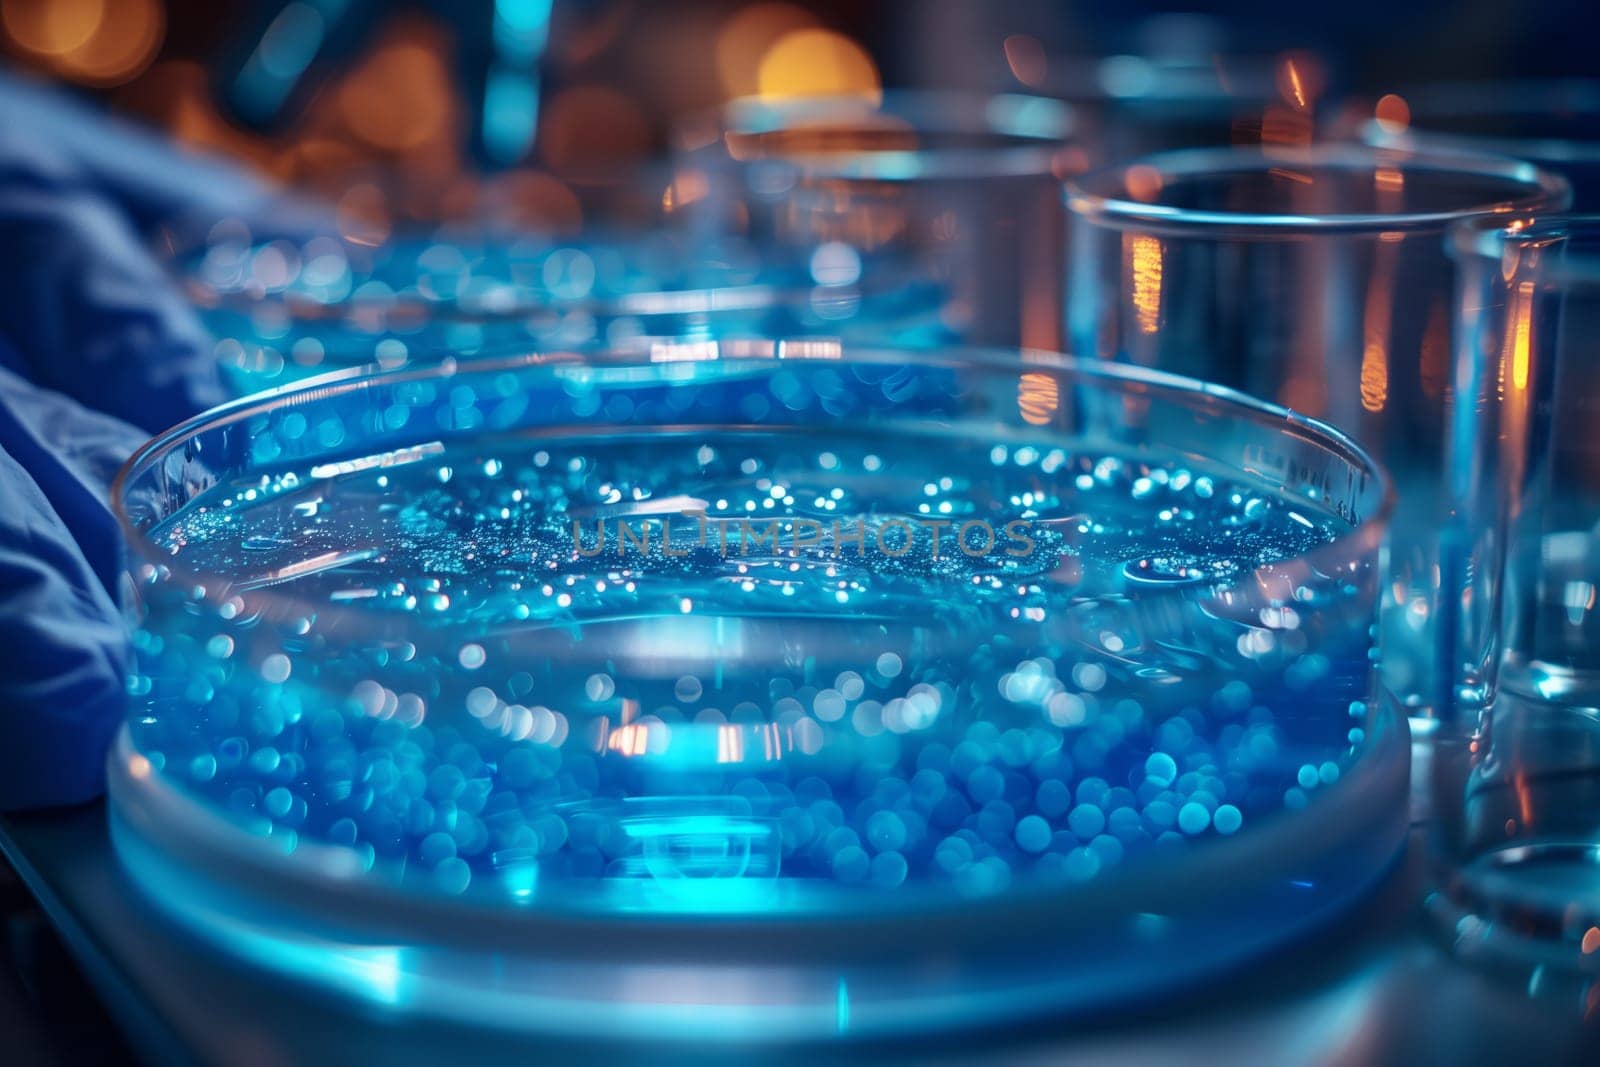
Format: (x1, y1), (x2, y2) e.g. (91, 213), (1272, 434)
(1065, 144), (1570, 237)
(1361, 79), (1600, 165)
(1449, 212), (1600, 290)
(111, 343), (1396, 639)
(180, 268), (806, 326)
(704, 90), (1079, 182)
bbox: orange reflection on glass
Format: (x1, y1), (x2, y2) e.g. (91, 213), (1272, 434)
(1375, 93), (1410, 134)
(1003, 34), (1046, 88)
(1511, 279), (1535, 391)
(663, 168), (709, 213)
(1266, 167), (1313, 186)
(1359, 235), (1401, 413)
(1127, 234), (1164, 335)
(1261, 104), (1313, 148)
(1017, 372), (1059, 426)
(1278, 56), (1310, 110)
(608, 721), (652, 758)
(756, 29), (881, 103)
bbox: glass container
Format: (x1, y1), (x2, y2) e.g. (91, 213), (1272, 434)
(676, 91), (1078, 351)
(1431, 215), (1600, 975)
(111, 344), (1404, 1037)
(1065, 145), (1569, 724)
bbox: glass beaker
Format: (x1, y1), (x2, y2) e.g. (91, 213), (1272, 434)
(676, 91), (1080, 350)
(1065, 145), (1569, 724)
(1433, 214), (1600, 973)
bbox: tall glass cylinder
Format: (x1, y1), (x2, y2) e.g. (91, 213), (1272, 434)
(1434, 214), (1600, 973)
(675, 91), (1078, 349)
(1065, 145), (1569, 722)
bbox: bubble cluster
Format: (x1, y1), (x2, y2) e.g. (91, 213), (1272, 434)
(182, 224), (959, 397)
(127, 423), (1379, 912)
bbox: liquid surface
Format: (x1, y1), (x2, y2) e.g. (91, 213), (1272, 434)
(129, 429), (1378, 912)
(183, 230), (954, 396)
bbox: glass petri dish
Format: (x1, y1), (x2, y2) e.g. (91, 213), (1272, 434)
(110, 344), (1406, 1039)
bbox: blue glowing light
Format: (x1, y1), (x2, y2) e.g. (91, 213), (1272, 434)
(493, 0), (554, 65)
(231, 1), (347, 120)
(482, 68), (541, 164)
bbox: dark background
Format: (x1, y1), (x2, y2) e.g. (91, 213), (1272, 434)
(4, 0), (1598, 184)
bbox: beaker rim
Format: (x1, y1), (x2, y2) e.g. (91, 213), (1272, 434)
(689, 90), (1082, 182)
(1066, 144), (1571, 236)
(1449, 212), (1600, 287)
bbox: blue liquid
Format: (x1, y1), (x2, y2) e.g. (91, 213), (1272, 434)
(127, 427), (1378, 912)
(183, 232), (954, 396)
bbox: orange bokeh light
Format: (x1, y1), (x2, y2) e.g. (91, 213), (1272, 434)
(2, 0), (163, 87)
(337, 41), (454, 153)
(715, 3), (819, 100)
(1125, 164), (1164, 203)
(2, 0), (101, 55)
(756, 29), (880, 103)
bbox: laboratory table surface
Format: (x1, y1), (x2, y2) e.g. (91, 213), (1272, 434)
(2, 795), (1599, 1066)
